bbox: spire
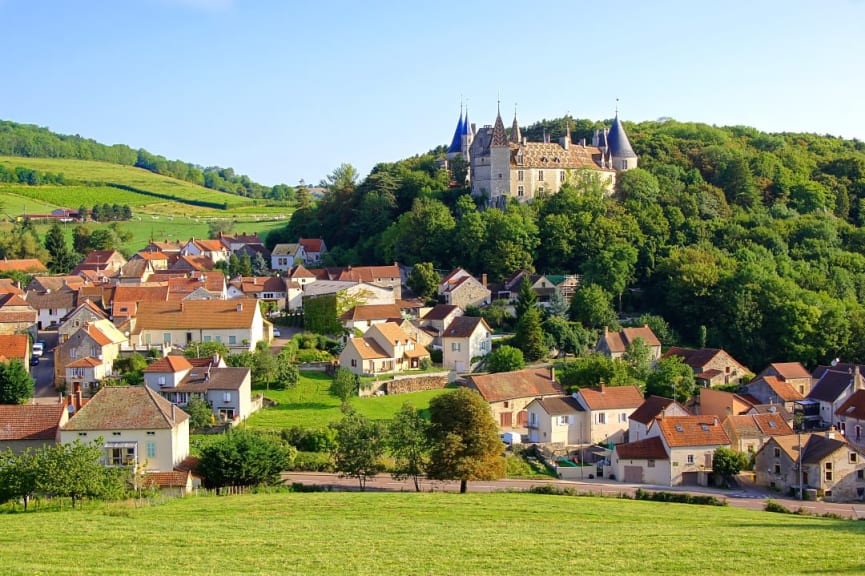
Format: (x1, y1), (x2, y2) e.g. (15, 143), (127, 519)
(462, 106), (471, 137)
(607, 110), (637, 159)
(510, 104), (521, 144)
(447, 105), (464, 154)
(491, 102), (508, 147)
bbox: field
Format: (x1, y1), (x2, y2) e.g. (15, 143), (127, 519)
(0, 492), (861, 575)
(246, 371), (453, 429)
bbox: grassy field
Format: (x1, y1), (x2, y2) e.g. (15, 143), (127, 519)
(246, 371), (453, 429)
(0, 492), (861, 575)
(0, 156), (250, 209)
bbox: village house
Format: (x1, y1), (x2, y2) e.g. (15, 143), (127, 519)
(171, 254), (216, 273)
(662, 347), (751, 387)
(573, 384), (645, 445)
(339, 322), (429, 376)
(25, 286), (77, 329)
(271, 243), (305, 271)
(116, 259), (157, 284)
(74, 249), (127, 276)
(596, 325), (662, 362)
(0, 334), (32, 373)
(754, 362), (812, 396)
(55, 319), (127, 392)
(58, 300), (109, 343)
(299, 237), (327, 265)
(441, 315), (492, 373)
(722, 413), (794, 453)
(165, 271), (227, 300)
(628, 396), (690, 442)
(697, 388), (755, 420)
(131, 250), (170, 271)
(417, 304), (463, 347)
(0, 402), (75, 454)
(110, 284), (169, 324)
(0, 258), (48, 274)
(613, 436), (671, 485)
(339, 303), (404, 336)
(835, 390), (865, 448)
(130, 300), (267, 352)
(806, 364), (862, 429)
(310, 264), (403, 300)
(181, 238), (230, 264)
(744, 375), (804, 413)
(755, 429), (865, 501)
(466, 367), (564, 430)
(0, 293), (37, 337)
(227, 276), (289, 312)
(60, 386), (190, 473)
(438, 268), (491, 309)
(218, 231), (264, 254)
(302, 280), (396, 309)
(525, 395), (585, 445)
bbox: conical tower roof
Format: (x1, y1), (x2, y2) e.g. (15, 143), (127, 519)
(607, 114), (637, 159)
(510, 112), (521, 143)
(447, 110), (464, 154)
(462, 108), (471, 137)
(491, 105), (508, 147)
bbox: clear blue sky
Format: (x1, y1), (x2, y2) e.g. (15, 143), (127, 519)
(2, 0), (863, 187)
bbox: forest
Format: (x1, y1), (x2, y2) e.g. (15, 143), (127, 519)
(0, 120), (296, 201)
(271, 117), (865, 370)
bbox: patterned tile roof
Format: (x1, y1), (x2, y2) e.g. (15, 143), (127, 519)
(657, 416), (730, 447)
(63, 386), (188, 430)
(467, 368), (563, 403)
(0, 404), (64, 440)
(132, 300), (258, 332)
(616, 436), (668, 460)
(510, 141), (605, 171)
(534, 396), (584, 416)
(443, 316), (489, 339)
(578, 385), (644, 411)
(0, 334), (29, 361)
(339, 303), (403, 322)
(0, 258), (47, 272)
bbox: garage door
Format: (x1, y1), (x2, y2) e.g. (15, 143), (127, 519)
(623, 466), (643, 483)
(500, 412), (512, 428)
(681, 472), (700, 486)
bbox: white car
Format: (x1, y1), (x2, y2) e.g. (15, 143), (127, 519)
(273, 328), (281, 338)
(32, 342), (44, 357)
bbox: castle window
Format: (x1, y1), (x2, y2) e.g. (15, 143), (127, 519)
(517, 154), (524, 164)
(517, 170), (524, 182)
(517, 185), (524, 197)
(559, 171), (565, 183)
(538, 170), (544, 181)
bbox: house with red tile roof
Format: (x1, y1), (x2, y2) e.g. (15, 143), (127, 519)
(835, 389), (865, 448)
(181, 238), (230, 264)
(628, 395), (690, 442)
(171, 254), (216, 273)
(613, 436), (670, 485)
(744, 375), (804, 413)
(74, 250), (127, 275)
(339, 303), (404, 336)
(58, 300), (108, 344)
(438, 268), (490, 309)
(131, 250), (170, 270)
(662, 347), (751, 387)
(339, 322), (429, 378)
(0, 278), (23, 295)
(442, 316), (491, 373)
(0, 334), (32, 373)
(227, 276), (289, 311)
(55, 319), (127, 393)
(697, 388), (755, 420)
(60, 386), (189, 473)
(310, 264), (402, 300)
(755, 362), (812, 396)
(574, 384), (645, 445)
(0, 404), (68, 454)
(722, 413), (794, 453)
(299, 237), (327, 265)
(596, 325), (662, 362)
(0, 258), (48, 273)
(466, 367), (564, 431)
(0, 293), (37, 337)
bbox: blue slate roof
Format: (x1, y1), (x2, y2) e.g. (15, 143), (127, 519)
(447, 112), (464, 154)
(607, 114), (637, 159)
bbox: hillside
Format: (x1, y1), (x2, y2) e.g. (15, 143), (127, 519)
(0, 492), (859, 575)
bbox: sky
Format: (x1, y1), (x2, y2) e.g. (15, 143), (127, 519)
(1, 0), (864, 187)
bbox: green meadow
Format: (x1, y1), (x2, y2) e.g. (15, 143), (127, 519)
(0, 492), (860, 575)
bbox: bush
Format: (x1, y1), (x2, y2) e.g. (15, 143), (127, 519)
(764, 499), (792, 514)
(290, 451), (335, 472)
(420, 357), (432, 370)
(428, 348), (442, 363)
(634, 489), (727, 507)
(296, 349), (333, 363)
(281, 426), (338, 452)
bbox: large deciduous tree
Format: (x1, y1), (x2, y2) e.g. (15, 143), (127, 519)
(387, 403), (429, 492)
(568, 283), (617, 331)
(645, 356), (697, 403)
(485, 345), (525, 373)
(198, 430), (295, 488)
(407, 262), (439, 301)
(427, 388), (505, 493)
(332, 409), (385, 491)
(36, 439), (125, 508)
(0, 359), (34, 404)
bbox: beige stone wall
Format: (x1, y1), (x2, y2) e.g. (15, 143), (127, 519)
(384, 374), (448, 395)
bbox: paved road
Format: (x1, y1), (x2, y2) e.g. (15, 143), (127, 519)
(32, 330), (61, 405)
(282, 472), (865, 519)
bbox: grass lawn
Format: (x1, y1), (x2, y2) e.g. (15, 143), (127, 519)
(0, 492), (861, 575)
(246, 371), (453, 429)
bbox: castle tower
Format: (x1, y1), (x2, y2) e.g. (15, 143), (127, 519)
(607, 112), (638, 171)
(446, 106), (465, 161)
(490, 102), (511, 205)
(510, 110), (522, 144)
(460, 107), (473, 161)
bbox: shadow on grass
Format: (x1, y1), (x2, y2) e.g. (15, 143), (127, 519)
(267, 402), (337, 412)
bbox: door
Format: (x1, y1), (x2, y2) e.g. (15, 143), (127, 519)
(500, 412), (512, 428)
(517, 411), (528, 427)
(624, 466), (643, 483)
(681, 472), (700, 486)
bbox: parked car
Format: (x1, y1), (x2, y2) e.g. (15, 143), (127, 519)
(273, 328), (281, 338)
(30, 355), (39, 366)
(32, 342), (44, 357)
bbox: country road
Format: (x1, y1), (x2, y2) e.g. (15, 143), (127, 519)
(282, 472), (865, 519)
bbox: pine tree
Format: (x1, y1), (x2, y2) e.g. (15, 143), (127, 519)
(515, 276), (538, 319)
(44, 222), (75, 274)
(514, 307), (547, 362)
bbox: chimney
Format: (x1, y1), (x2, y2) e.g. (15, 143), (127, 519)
(171, 404), (176, 421)
(550, 366), (556, 381)
(599, 382), (606, 393)
(713, 416), (719, 427)
(213, 353), (219, 366)
(236, 303), (243, 312)
(481, 273), (487, 288)
(827, 426), (837, 440)
(74, 382), (81, 393)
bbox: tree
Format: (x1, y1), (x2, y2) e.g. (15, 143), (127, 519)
(546, 289), (569, 319)
(485, 345), (525, 373)
(407, 262), (439, 301)
(198, 430), (295, 488)
(208, 219), (235, 238)
(36, 439), (125, 508)
(184, 340), (230, 360)
(331, 409), (385, 491)
(427, 388), (505, 493)
(388, 403), (430, 492)
(273, 348), (300, 391)
(623, 337), (652, 384)
(0, 448), (39, 510)
(0, 359), (34, 404)
(72, 224), (92, 254)
(330, 367), (359, 406)
(44, 222), (75, 274)
(513, 306), (547, 362)
(645, 356), (697, 403)
(543, 316), (593, 357)
(185, 397), (213, 429)
(515, 277), (538, 319)
(568, 283), (617, 330)
(251, 252), (270, 276)
(712, 446), (750, 486)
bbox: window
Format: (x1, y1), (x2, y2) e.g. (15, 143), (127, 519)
(163, 333), (171, 344)
(858, 425), (862, 440)
(517, 185), (524, 197)
(158, 376), (166, 385)
(851, 453), (859, 464)
(146, 431), (155, 436)
(773, 447), (781, 458)
(351, 359), (357, 367)
(858, 470), (864, 480)
(517, 170), (524, 181)
(78, 432), (87, 437)
(146, 442), (156, 459)
(112, 432), (121, 437)
(597, 413), (606, 424)
(825, 462), (833, 481)
(538, 170), (544, 181)
(204, 335), (212, 343)
(70, 348), (77, 358)
(687, 454), (695, 465)
(774, 464), (781, 475)
(619, 413), (627, 423)
(215, 336), (222, 342)
(223, 392), (231, 403)
(559, 415), (569, 425)
(559, 171), (565, 183)
(648, 460), (655, 468)
(228, 335), (237, 345)
(451, 343), (461, 352)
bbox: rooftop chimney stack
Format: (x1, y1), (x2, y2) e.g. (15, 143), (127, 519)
(827, 426), (836, 440)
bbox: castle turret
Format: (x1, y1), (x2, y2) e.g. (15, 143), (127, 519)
(490, 103), (511, 204)
(607, 112), (637, 171)
(510, 111), (522, 144)
(446, 107), (465, 161)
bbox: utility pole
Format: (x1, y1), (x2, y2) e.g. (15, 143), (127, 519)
(795, 413), (804, 500)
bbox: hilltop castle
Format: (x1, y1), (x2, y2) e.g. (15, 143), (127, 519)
(446, 104), (637, 206)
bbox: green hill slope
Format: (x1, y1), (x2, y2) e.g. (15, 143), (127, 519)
(0, 492), (859, 575)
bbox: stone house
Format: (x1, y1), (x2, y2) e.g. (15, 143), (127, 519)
(418, 304), (463, 347)
(466, 367), (564, 431)
(0, 293), (37, 337)
(339, 322), (428, 376)
(722, 413), (794, 453)
(755, 362), (812, 397)
(744, 375), (804, 413)
(596, 325), (662, 362)
(525, 396), (585, 445)
(662, 347), (751, 387)
(60, 386), (189, 473)
(441, 316), (492, 373)
(58, 300), (108, 344)
(755, 430), (865, 501)
(835, 390), (865, 448)
(55, 319), (127, 392)
(628, 396), (690, 442)
(573, 384), (645, 445)
(807, 365), (862, 429)
(438, 268), (490, 309)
